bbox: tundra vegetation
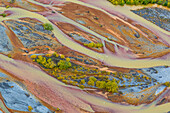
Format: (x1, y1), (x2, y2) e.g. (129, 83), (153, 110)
(108, 0), (170, 7)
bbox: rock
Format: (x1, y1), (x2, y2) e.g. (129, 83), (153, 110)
(0, 78), (52, 112)
(35, 106), (50, 113)
(0, 72), (7, 77)
(0, 24), (13, 53)
(4, 20), (59, 49)
(132, 8), (170, 31)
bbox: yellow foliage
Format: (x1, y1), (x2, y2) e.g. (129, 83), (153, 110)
(60, 54), (65, 59)
(66, 58), (70, 62)
(28, 106), (33, 111)
(6, 5), (10, 8)
(46, 54), (52, 57)
(38, 55), (43, 59)
(30, 54), (37, 59)
(56, 108), (60, 111)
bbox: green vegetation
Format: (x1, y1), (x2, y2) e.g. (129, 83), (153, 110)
(0, 13), (7, 17)
(43, 23), (53, 31)
(107, 0), (170, 8)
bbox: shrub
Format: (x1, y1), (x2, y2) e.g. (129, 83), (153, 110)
(157, 0), (163, 5)
(43, 23), (53, 31)
(57, 60), (71, 70)
(89, 76), (97, 82)
(84, 42), (103, 48)
(46, 54), (52, 57)
(56, 108), (60, 111)
(53, 52), (59, 57)
(168, 1), (170, 8)
(105, 80), (118, 93)
(164, 82), (170, 87)
(6, 5), (10, 8)
(80, 79), (85, 84)
(53, 52), (57, 56)
(60, 54), (65, 59)
(79, 85), (85, 89)
(88, 80), (95, 86)
(0, 13), (7, 17)
(8, 54), (12, 58)
(96, 81), (106, 89)
(66, 58), (70, 62)
(163, 1), (168, 6)
(57, 76), (64, 80)
(30, 54), (37, 59)
(28, 106), (33, 111)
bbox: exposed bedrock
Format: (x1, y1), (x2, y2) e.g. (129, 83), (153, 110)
(0, 24), (13, 53)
